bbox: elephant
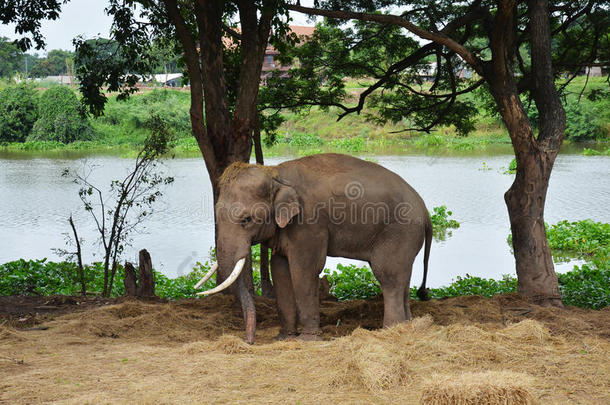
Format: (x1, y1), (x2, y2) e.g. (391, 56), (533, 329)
(196, 153), (432, 344)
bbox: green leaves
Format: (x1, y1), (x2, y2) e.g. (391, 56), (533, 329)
(0, 83), (38, 142)
(28, 86), (93, 143)
(429, 205), (460, 241)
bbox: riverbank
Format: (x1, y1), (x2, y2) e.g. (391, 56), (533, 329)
(1, 293), (609, 404)
(1, 77), (609, 157)
(2, 133), (608, 159)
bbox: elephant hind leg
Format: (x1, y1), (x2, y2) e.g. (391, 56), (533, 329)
(370, 231), (418, 327)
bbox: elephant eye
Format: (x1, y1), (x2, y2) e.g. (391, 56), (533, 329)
(241, 216), (253, 227)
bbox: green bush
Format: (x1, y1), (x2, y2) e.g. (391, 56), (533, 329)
(558, 259), (610, 309)
(29, 86), (93, 143)
(94, 89), (192, 140)
(1, 257), (607, 309)
(329, 137), (365, 152)
(0, 83), (38, 142)
(323, 264), (381, 301)
(429, 205), (460, 241)
(564, 102), (600, 141)
(546, 219), (609, 260)
(283, 131), (325, 147)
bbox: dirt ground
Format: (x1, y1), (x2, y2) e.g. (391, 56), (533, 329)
(1, 293), (609, 404)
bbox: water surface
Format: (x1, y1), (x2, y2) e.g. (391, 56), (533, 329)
(1, 151), (608, 287)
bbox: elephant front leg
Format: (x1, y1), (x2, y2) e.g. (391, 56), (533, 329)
(270, 254), (298, 339)
(288, 250), (327, 341)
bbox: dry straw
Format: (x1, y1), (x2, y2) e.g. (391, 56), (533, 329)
(1, 295), (609, 404)
(420, 371), (537, 405)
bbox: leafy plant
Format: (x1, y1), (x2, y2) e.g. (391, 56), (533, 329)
(504, 157), (517, 174)
(0, 83), (38, 142)
(558, 259), (610, 309)
(429, 205), (460, 241)
(60, 114), (174, 296)
(283, 131), (325, 147)
(564, 101), (601, 141)
(29, 86), (93, 143)
(323, 264), (381, 301)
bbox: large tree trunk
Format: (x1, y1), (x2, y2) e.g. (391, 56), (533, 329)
(505, 148), (561, 305)
(487, 0), (564, 306)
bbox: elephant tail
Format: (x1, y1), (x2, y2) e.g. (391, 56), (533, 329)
(417, 212), (432, 301)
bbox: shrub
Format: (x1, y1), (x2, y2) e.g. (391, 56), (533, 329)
(430, 205), (460, 241)
(564, 102), (600, 141)
(29, 86), (93, 143)
(558, 258), (610, 309)
(283, 131), (325, 147)
(323, 264), (381, 301)
(546, 219), (609, 260)
(0, 83), (38, 142)
(504, 157), (517, 174)
(330, 137), (365, 152)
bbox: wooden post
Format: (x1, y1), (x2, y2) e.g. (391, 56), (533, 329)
(124, 262), (137, 296)
(136, 249), (155, 297)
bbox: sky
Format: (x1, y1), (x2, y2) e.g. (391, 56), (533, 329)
(0, 0), (316, 55)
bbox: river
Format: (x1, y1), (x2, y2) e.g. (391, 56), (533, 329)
(1, 149), (608, 287)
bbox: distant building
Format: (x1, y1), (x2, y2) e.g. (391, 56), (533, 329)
(261, 25), (315, 82)
(152, 73), (183, 87)
(138, 73), (184, 87)
(40, 75), (73, 85)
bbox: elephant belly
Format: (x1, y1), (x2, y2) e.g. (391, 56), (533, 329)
(326, 224), (379, 262)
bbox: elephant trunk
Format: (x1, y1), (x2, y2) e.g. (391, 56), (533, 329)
(236, 275), (256, 344)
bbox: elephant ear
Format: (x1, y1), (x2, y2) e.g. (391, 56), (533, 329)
(273, 181), (301, 228)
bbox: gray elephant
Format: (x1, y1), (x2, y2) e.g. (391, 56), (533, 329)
(196, 153), (432, 343)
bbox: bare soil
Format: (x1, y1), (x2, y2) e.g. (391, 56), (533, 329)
(1, 294), (609, 404)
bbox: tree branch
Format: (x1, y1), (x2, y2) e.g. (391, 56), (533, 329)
(286, 3), (485, 75)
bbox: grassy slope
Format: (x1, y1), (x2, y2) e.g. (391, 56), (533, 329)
(1, 77), (608, 156)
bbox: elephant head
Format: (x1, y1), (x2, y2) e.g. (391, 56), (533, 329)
(195, 162), (301, 344)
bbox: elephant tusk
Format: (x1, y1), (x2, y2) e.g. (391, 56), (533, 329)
(196, 258), (246, 296)
(194, 262), (218, 289)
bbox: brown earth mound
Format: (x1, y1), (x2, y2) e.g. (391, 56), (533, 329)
(1, 294), (609, 404)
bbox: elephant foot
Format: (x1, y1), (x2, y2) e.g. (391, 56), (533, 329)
(297, 332), (323, 342)
(273, 331), (298, 341)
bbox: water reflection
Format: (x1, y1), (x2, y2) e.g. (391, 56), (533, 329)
(0, 151), (608, 287)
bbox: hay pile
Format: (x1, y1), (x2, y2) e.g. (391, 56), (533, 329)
(420, 371), (537, 405)
(1, 295), (609, 404)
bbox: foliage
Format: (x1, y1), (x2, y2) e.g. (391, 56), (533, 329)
(2, 257), (606, 309)
(563, 101), (602, 141)
(429, 205), (460, 241)
(282, 131), (325, 148)
(0, 37), (24, 77)
(504, 158), (517, 174)
(29, 49), (74, 78)
(0, 2), (63, 50)
(506, 219), (609, 308)
(545, 219), (609, 260)
(323, 264), (381, 301)
(0, 83), (38, 142)
(29, 86), (93, 143)
(427, 274), (518, 299)
(558, 259), (610, 310)
(0, 259), (123, 296)
(60, 116), (174, 296)
(582, 147), (610, 156)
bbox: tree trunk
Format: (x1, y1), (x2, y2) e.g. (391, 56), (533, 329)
(253, 115), (274, 298)
(136, 249), (155, 297)
(68, 216), (86, 296)
(505, 149), (562, 305)
(124, 262), (137, 296)
(484, 0), (563, 307)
